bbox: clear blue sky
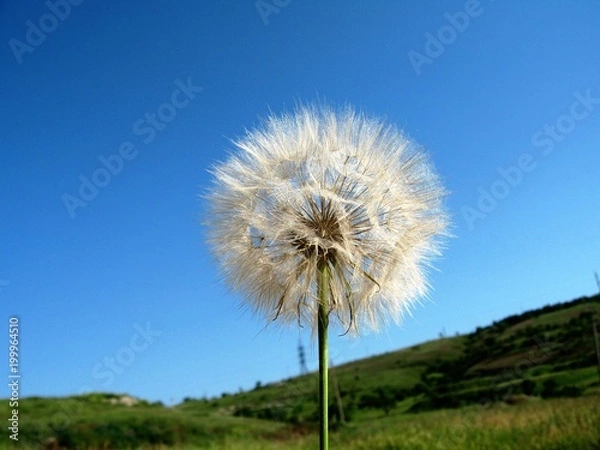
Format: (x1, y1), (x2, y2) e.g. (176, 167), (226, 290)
(1, 1), (599, 405)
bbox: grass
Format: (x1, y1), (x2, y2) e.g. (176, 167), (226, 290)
(506, 302), (599, 336)
(4, 396), (598, 449)
(180, 295), (600, 422)
(330, 396), (600, 450)
(4, 293), (600, 449)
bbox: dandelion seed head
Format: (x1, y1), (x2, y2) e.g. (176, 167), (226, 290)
(207, 103), (449, 334)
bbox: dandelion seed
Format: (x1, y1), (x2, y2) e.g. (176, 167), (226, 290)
(206, 103), (449, 449)
(207, 103), (448, 334)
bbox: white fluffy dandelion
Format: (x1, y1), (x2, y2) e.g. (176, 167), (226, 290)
(208, 104), (448, 334)
(206, 103), (448, 449)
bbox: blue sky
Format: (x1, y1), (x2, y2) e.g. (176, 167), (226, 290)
(1, 0), (599, 405)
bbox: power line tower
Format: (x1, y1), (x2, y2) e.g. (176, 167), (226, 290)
(298, 340), (309, 376)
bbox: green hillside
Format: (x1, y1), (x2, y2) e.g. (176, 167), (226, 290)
(187, 293), (600, 422)
(4, 293), (600, 449)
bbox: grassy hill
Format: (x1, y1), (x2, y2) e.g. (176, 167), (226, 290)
(4, 293), (600, 449)
(183, 292), (600, 422)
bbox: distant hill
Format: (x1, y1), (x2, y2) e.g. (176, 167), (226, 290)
(5, 293), (599, 449)
(183, 292), (599, 421)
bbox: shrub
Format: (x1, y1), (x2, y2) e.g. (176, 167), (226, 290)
(520, 379), (537, 396)
(541, 379), (558, 398)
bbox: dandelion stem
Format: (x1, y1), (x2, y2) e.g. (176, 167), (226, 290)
(317, 259), (330, 450)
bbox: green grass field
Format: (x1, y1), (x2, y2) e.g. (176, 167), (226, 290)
(3, 396), (598, 449)
(182, 396), (600, 450)
(3, 293), (599, 449)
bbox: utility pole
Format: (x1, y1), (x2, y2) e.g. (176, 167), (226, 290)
(330, 359), (345, 424)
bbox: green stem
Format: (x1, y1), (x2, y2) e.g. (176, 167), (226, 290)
(317, 260), (329, 450)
